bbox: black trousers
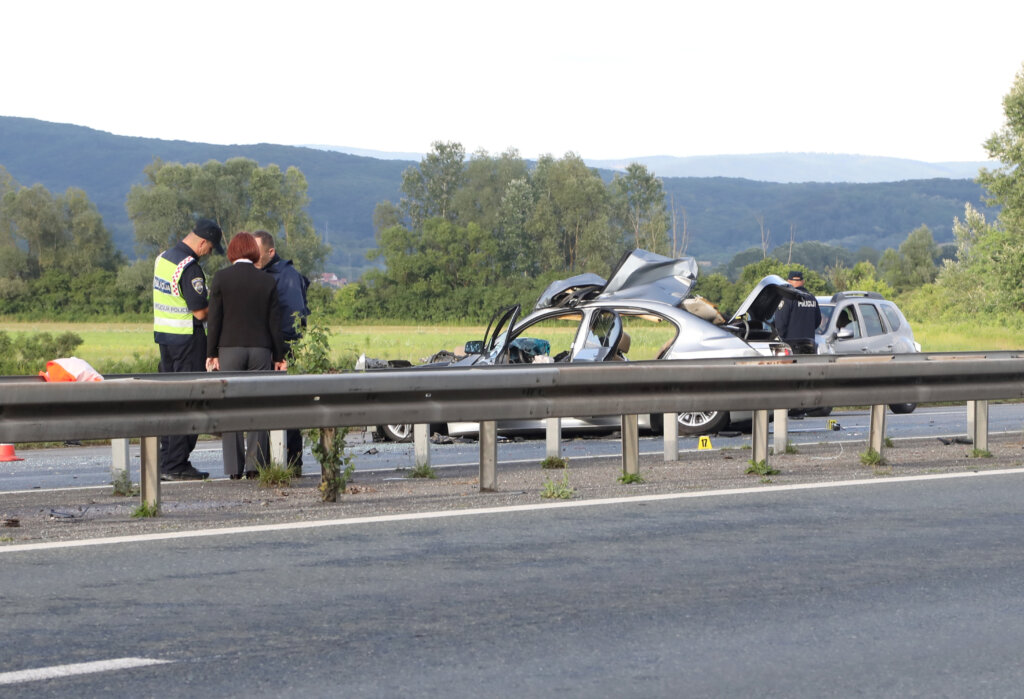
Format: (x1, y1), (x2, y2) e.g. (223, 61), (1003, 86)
(157, 332), (207, 474)
(283, 342), (303, 469)
(217, 347), (272, 476)
(789, 339), (817, 355)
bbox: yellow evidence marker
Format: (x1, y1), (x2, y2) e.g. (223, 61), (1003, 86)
(697, 435), (713, 450)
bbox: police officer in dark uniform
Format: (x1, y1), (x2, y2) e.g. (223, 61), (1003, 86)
(775, 270), (822, 419)
(775, 270), (821, 355)
(152, 218), (224, 480)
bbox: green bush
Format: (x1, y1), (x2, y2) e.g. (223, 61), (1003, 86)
(0, 330), (84, 375)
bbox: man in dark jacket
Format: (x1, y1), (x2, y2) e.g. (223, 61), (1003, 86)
(253, 231), (310, 473)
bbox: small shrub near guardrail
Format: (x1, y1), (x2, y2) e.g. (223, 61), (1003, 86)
(131, 502), (159, 518)
(257, 463), (293, 487)
(541, 472), (574, 499)
(541, 456), (568, 469)
(408, 462), (437, 479)
(860, 448), (886, 467)
(111, 471), (139, 497)
(746, 459), (779, 476)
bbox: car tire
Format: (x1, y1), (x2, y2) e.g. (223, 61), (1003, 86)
(676, 410), (730, 436)
(889, 403), (917, 414)
(805, 406), (833, 417)
(379, 423), (414, 442)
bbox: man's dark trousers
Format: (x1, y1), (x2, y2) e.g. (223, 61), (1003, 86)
(157, 332), (206, 474)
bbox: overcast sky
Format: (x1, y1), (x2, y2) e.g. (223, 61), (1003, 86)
(3, 0), (1022, 163)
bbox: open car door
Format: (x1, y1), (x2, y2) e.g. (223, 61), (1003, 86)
(481, 304), (521, 365)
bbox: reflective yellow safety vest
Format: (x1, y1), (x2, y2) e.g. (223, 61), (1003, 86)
(153, 245), (204, 342)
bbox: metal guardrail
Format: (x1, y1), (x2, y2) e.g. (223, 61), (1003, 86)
(2, 352), (1023, 442)
(1, 351), (1023, 506)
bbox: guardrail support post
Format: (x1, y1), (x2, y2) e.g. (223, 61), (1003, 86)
(270, 430), (286, 467)
(773, 409), (788, 455)
(868, 404), (887, 454)
(970, 400), (989, 452)
(752, 410), (770, 464)
(663, 413), (678, 461)
(111, 438), (130, 484)
(140, 436), (159, 510)
(622, 414), (639, 476)
(414, 424), (430, 468)
(545, 418), (561, 459)
(479, 421), (497, 491)
(967, 400), (975, 441)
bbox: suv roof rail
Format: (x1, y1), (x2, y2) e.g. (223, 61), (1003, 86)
(831, 290), (884, 302)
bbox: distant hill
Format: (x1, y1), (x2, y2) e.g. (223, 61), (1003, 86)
(0, 116), (1000, 272)
(659, 176), (996, 263)
(586, 153), (991, 183)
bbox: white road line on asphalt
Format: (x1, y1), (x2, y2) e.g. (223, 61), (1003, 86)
(0, 657), (172, 686)
(3, 467), (1024, 554)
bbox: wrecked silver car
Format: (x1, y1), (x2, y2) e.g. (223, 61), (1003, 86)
(372, 249), (798, 441)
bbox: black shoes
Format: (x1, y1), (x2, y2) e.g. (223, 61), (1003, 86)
(161, 467), (209, 481)
(228, 470), (259, 481)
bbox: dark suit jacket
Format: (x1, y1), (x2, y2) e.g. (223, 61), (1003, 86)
(207, 261), (286, 362)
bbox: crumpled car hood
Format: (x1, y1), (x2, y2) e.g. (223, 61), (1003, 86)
(533, 249), (698, 311)
(600, 249), (698, 306)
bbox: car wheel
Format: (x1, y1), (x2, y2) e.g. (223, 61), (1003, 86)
(804, 406), (833, 417)
(676, 410), (730, 436)
(889, 403), (917, 414)
(380, 423), (414, 442)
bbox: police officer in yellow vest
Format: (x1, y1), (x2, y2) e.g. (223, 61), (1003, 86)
(153, 218), (224, 480)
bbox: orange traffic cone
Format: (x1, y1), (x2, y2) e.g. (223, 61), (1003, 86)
(0, 444), (24, 462)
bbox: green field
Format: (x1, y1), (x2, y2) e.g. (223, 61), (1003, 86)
(1, 319), (1021, 373)
(0, 321), (490, 369)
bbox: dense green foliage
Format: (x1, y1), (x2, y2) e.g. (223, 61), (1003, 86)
(344, 144), (944, 321)
(0, 330), (83, 374)
(352, 145), (651, 321)
(126, 157), (328, 273)
(0, 158), (328, 320)
(898, 63), (1024, 323)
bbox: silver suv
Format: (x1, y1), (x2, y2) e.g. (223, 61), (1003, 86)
(815, 291), (921, 413)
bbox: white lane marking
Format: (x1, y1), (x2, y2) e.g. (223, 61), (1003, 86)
(2, 467), (1024, 554)
(0, 657), (171, 685)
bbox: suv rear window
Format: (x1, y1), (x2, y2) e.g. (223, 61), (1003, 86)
(880, 304), (902, 331)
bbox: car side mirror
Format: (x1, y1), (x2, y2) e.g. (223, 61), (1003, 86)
(464, 340), (484, 354)
(836, 327), (854, 340)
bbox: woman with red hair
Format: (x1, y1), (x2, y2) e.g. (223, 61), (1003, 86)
(206, 231), (287, 479)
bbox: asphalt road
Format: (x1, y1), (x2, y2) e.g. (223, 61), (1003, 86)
(2, 403), (1022, 492)
(3, 470), (1024, 697)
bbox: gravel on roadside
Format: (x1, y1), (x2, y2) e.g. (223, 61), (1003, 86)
(2, 432), (1022, 545)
